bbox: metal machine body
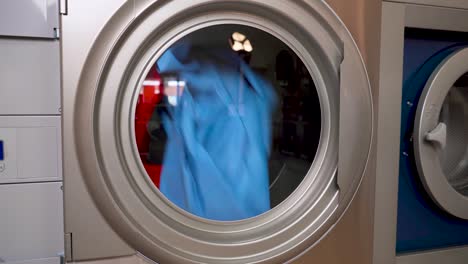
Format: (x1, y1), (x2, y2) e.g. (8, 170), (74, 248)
(61, 0), (378, 263)
(374, 1), (468, 263)
(0, 1), (63, 264)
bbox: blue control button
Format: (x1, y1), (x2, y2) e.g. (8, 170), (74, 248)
(0, 140), (4, 160)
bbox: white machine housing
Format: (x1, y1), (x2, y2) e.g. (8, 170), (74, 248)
(0, 1), (64, 264)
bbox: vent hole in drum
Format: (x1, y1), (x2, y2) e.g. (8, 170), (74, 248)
(133, 24), (322, 221)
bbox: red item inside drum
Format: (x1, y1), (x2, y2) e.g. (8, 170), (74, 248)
(135, 67), (163, 188)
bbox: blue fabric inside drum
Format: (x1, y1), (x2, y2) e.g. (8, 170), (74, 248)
(156, 42), (277, 221)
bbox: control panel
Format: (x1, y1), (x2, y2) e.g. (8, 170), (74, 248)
(0, 116), (61, 184)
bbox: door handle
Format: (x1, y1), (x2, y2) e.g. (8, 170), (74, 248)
(425, 122), (447, 149)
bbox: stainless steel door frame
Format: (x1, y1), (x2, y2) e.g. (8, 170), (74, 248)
(375, 2), (468, 264)
(414, 48), (468, 220)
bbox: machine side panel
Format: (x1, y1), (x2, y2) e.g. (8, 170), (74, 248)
(0, 182), (64, 263)
(0, 39), (61, 115)
(372, 2), (406, 264)
(296, 0), (381, 262)
(61, 0), (135, 261)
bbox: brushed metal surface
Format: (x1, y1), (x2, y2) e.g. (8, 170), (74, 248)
(373, 3), (405, 264)
(296, 1), (381, 264)
(61, 0), (135, 261)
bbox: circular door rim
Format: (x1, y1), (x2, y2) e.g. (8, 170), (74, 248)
(414, 47), (468, 220)
(73, 0), (373, 263)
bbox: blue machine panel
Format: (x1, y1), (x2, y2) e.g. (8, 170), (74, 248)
(397, 28), (468, 253)
(0, 140), (3, 160)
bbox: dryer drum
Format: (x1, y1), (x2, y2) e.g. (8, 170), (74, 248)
(133, 24), (323, 222)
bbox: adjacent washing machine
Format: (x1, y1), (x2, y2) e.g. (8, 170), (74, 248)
(398, 33), (468, 253)
(375, 1), (468, 263)
(61, 0), (373, 263)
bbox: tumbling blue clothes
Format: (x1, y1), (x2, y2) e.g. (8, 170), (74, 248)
(156, 43), (277, 221)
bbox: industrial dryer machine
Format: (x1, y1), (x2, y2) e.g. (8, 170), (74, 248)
(375, 1), (468, 263)
(61, 0), (373, 263)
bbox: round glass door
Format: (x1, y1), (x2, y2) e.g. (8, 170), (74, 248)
(134, 25), (321, 221)
(415, 47), (468, 219)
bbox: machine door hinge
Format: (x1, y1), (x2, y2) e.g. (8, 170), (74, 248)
(60, 0), (68, 15)
(65, 233), (73, 262)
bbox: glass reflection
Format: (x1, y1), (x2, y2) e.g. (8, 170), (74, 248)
(135, 25), (321, 221)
